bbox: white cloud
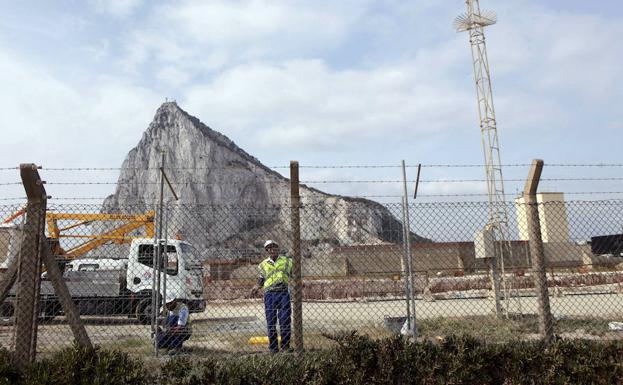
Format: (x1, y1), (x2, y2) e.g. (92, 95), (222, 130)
(84, 38), (111, 61)
(156, 66), (192, 88)
(489, 5), (623, 101)
(88, 0), (144, 18)
(115, 0), (367, 74)
(0, 44), (161, 170)
(158, 1), (355, 47)
(182, 55), (473, 151)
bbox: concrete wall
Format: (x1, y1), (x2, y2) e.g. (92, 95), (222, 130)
(303, 253), (348, 277)
(409, 243), (468, 273)
(214, 241), (594, 282)
(332, 244), (402, 277)
(228, 253), (348, 280)
(543, 242), (585, 267)
(335, 242), (482, 276)
(229, 264), (257, 280)
(336, 241), (583, 276)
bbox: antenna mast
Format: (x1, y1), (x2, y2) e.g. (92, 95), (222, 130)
(455, 0), (514, 317)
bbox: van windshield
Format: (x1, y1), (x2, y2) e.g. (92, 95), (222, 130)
(180, 243), (202, 270)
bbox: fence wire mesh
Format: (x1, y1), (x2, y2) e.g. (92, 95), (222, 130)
(0, 199), (622, 356)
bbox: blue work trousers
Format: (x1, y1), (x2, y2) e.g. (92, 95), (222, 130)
(157, 315), (190, 350)
(264, 290), (291, 352)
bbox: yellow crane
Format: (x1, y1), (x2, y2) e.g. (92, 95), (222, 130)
(46, 211), (155, 259)
(2, 208), (155, 260)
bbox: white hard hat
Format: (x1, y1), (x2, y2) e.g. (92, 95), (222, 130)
(264, 240), (278, 249)
(165, 293), (177, 304)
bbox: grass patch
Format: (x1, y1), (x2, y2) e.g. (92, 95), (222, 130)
(101, 337), (152, 355)
(555, 317), (612, 336)
(417, 314), (537, 342)
(416, 314), (617, 341)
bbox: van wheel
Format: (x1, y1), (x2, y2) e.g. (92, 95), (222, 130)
(0, 302), (14, 322)
(40, 302), (61, 322)
(40, 313), (56, 322)
(135, 298), (158, 324)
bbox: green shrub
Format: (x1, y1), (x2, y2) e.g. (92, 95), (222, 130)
(2, 336), (623, 384)
(160, 350), (337, 385)
(0, 348), (21, 385)
(325, 333), (623, 385)
(24, 345), (151, 385)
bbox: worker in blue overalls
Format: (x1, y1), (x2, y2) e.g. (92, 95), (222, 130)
(251, 240), (293, 353)
(157, 294), (191, 351)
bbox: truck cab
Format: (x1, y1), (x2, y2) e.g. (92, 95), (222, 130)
(0, 223), (22, 271)
(127, 238), (205, 313)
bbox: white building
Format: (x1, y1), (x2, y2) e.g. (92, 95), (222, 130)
(515, 192), (570, 242)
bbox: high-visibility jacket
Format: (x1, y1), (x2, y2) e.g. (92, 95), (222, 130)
(259, 255), (292, 290)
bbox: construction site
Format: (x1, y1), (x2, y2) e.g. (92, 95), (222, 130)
(0, 2), (621, 376)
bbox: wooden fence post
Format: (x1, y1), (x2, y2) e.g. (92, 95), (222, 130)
(13, 164), (92, 368)
(290, 161), (303, 353)
(14, 164), (47, 366)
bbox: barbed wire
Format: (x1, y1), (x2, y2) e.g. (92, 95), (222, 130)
(33, 176), (623, 186)
(1, 163), (622, 171)
(43, 167), (125, 171)
(47, 197), (109, 200)
(40, 191), (623, 201)
(300, 178), (623, 184)
(334, 191), (623, 198)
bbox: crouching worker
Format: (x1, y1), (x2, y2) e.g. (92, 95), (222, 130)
(157, 294), (191, 351)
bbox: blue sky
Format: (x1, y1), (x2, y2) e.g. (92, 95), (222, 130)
(0, 0), (621, 202)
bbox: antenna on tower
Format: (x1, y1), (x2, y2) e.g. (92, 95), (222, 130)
(455, 0), (518, 318)
(453, 9), (497, 31)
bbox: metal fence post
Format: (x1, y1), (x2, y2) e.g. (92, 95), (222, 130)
(523, 159), (554, 344)
(400, 197), (412, 332)
(290, 161), (303, 353)
(401, 160), (417, 336)
(153, 150), (166, 357)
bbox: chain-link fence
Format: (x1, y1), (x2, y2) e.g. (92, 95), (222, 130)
(0, 198), (622, 357)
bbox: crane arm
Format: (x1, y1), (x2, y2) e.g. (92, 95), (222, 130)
(46, 211), (155, 260)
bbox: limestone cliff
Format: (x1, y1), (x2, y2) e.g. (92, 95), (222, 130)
(103, 102), (424, 257)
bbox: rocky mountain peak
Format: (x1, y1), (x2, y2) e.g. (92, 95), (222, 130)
(103, 103), (421, 257)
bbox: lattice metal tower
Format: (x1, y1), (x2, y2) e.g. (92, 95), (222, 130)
(454, 0), (515, 316)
